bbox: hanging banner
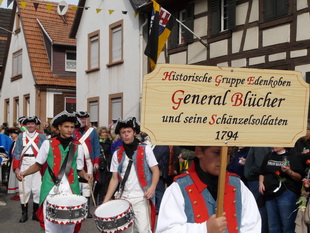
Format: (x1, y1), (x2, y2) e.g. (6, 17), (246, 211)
(141, 64), (310, 147)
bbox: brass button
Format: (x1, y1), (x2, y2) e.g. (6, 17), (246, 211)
(193, 201), (197, 205)
(233, 188), (237, 192)
(236, 227), (239, 230)
(196, 214), (201, 218)
(233, 200), (236, 204)
(188, 189), (192, 193)
(234, 214), (237, 217)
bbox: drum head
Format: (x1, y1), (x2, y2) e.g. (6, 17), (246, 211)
(95, 199), (130, 218)
(48, 194), (87, 206)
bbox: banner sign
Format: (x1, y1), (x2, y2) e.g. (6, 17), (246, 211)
(141, 64), (309, 147)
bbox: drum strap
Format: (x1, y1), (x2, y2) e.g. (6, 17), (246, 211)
(48, 143), (75, 187)
(119, 159), (133, 195)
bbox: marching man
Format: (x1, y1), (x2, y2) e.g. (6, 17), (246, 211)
(13, 116), (46, 223)
(73, 111), (100, 218)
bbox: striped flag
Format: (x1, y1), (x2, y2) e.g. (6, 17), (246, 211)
(144, 0), (174, 71)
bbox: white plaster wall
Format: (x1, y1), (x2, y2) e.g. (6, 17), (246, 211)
(194, 16), (207, 37)
(290, 49), (307, 58)
(297, 13), (310, 41)
(297, 0), (308, 10)
(250, 0), (259, 23)
(188, 41), (207, 64)
(262, 24), (290, 47)
(295, 64), (310, 81)
(244, 27), (259, 51)
(236, 3), (247, 26)
(210, 40), (228, 58)
(269, 52), (286, 62)
(232, 30), (242, 53)
(194, 0), (207, 15)
(249, 56), (265, 66)
(170, 51), (187, 64)
(0, 15), (36, 126)
(231, 58), (246, 68)
(217, 62), (229, 67)
(75, 0), (141, 126)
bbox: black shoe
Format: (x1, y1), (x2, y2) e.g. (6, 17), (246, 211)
(87, 212), (93, 218)
(19, 203), (28, 223)
(32, 203), (39, 221)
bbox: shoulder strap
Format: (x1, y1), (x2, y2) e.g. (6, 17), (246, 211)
(119, 159), (133, 195)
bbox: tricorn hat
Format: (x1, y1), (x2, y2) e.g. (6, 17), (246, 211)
(18, 116), (26, 125)
(7, 127), (21, 134)
(115, 117), (140, 134)
(51, 111), (82, 128)
(75, 111), (90, 118)
(23, 116), (41, 125)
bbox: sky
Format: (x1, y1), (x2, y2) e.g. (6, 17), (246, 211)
(1, 0), (79, 9)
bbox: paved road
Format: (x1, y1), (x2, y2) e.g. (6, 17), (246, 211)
(0, 186), (99, 233)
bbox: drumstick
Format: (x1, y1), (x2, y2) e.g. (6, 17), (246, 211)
(89, 182), (97, 208)
(22, 177), (26, 207)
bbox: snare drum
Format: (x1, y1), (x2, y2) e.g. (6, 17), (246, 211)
(94, 199), (134, 233)
(46, 194), (88, 225)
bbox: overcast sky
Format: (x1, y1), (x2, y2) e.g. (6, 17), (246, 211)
(1, 0), (79, 9)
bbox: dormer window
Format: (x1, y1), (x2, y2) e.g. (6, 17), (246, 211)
(65, 51), (76, 72)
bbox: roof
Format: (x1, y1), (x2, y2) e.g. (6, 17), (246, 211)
(0, 8), (13, 67)
(18, 0), (76, 87)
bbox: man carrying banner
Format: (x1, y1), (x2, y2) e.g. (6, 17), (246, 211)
(156, 146), (261, 233)
(13, 116), (46, 223)
(74, 111), (99, 218)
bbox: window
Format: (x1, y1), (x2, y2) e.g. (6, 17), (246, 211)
(108, 20), (123, 66)
(263, 0), (288, 21)
(13, 97), (19, 124)
(12, 50), (22, 78)
(169, 4), (194, 49)
(109, 93), (123, 123)
(65, 51), (76, 72)
(87, 31), (100, 71)
(4, 99), (10, 124)
(209, 0), (236, 36)
(88, 97), (99, 127)
(65, 97), (76, 113)
(23, 94), (30, 116)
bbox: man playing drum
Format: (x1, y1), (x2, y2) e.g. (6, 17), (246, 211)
(17, 111), (93, 233)
(13, 116), (46, 223)
(104, 117), (160, 232)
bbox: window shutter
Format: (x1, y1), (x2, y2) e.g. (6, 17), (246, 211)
(184, 3), (194, 44)
(276, 0), (288, 17)
(227, 0), (236, 30)
(264, 0), (276, 21)
(112, 26), (122, 62)
(210, 0), (220, 36)
(168, 10), (179, 49)
(90, 36), (99, 69)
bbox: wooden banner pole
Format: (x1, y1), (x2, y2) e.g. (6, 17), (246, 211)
(216, 146), (228, 217)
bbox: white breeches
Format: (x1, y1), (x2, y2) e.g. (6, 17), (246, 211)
(126, 196), (151, 233)
(19, 157), (41, 204)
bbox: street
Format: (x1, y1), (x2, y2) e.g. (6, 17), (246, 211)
(0, 186), (98, 233)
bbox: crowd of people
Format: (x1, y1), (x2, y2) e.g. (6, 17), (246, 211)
(0, 112), (309, 233)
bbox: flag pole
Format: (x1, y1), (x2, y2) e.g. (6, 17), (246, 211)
(175, 18), (208, 48)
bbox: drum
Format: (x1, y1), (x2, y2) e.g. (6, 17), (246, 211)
(94, 199), (134, 233)
(46, 194), (88, 225)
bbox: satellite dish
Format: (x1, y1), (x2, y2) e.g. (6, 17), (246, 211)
(57, 1), (68, 16)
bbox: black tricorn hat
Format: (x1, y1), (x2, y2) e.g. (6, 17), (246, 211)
(18, 116), (26, 125)
(23, 116), (41, 125)
(7, 127), (21, 134)
(51, 111), (82, 128)
(115, 117), (140, 134)
(75, 111), (90, 118)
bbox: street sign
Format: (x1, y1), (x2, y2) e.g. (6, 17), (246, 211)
(141, 64), (309, 147)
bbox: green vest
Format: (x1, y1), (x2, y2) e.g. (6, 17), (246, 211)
(39, 138), (80, 205)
